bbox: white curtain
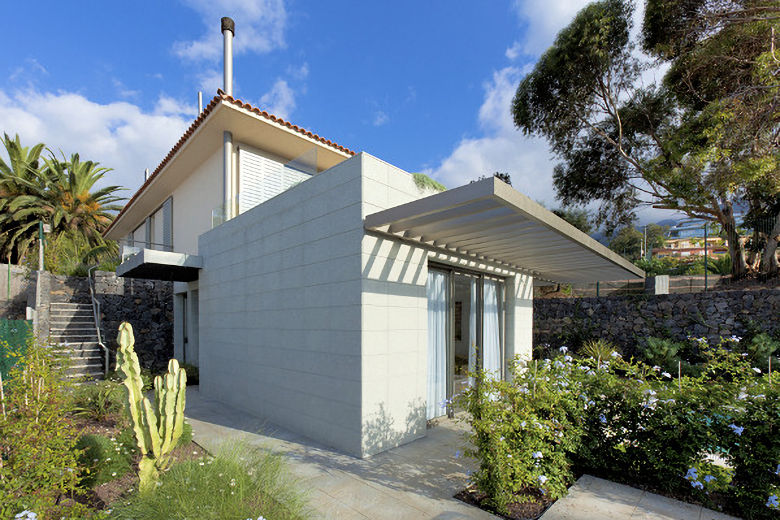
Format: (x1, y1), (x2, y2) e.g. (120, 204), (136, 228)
(427, 270), (449, 420)
(468, 277), (477, 386)
(482, 279), (502, 380)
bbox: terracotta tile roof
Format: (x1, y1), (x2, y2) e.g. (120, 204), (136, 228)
(104, 92), (355, 236)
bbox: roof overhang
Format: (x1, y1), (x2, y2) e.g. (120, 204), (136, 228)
(364, 177), (644, 284)
(117, 248), (203, 282)
(105, 96), (354, 241)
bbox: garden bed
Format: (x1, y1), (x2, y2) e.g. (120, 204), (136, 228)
(455, 486), (555, 520)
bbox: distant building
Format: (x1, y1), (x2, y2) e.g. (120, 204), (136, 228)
(653, 218), (728, 258)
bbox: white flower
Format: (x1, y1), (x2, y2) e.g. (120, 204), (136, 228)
(752, 368), (761, 374)
(538, 475), (548, 484)
(532, 451), (543, 459)
(662, 372), (672, 378)
(559, 346), (568, 353)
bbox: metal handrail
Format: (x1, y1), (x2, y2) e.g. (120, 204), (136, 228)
(87, 265), (109, 376)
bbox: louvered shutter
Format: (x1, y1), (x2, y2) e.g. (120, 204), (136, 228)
(238, 147), (311, 214)
(162, 197), (173, 251)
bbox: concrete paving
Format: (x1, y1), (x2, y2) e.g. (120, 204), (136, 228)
(186, 388), (740, 520)
(185, 387), (496, 519)
(541, 475), (740, 520)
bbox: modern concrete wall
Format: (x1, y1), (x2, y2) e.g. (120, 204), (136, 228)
(196, 151), (533, 458)
(198, 154), (365, 456)
(359, 153), (533, 456)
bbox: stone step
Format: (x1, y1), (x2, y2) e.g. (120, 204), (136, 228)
(50, 302), (93, 308)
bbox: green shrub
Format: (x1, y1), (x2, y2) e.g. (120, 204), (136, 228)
(70, 380), (125, 422)
(638, 337), (681, 369)
(109, 441), (310, 520)
(460, 341), (779, 518)
(461, 350), (584, 513)
(75, 433), (135, 487)
(745, 333), (779, 371)
(181, 363), (199, 386)
(580, 339), (618, 362)
(0, 337), (90, 519)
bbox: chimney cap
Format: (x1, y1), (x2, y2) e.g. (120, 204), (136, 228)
(221, 17), (235, 34)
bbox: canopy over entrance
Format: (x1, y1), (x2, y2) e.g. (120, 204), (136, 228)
(364, 177), (644, 284)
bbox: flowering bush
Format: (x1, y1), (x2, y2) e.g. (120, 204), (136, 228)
(461, 338), (779, 518)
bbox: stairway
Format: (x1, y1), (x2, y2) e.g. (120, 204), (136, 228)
(48, 302), (105, 380)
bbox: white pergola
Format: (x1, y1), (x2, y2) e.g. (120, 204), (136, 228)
(364, 176), (644, 284)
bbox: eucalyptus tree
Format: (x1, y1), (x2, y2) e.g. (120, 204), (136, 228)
(512, 0), (779, 278)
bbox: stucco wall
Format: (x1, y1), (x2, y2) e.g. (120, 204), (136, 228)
(171, 149), (223, 255)
(198, 154), (365, 455)
(359, 153), (533, 456)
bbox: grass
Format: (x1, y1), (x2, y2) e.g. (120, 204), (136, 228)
(108, 441), (310, 520)
(70, 380), (125, 422)
(75, 433), (136, 487)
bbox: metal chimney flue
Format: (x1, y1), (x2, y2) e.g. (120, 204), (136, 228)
(221, 17), (235, 96)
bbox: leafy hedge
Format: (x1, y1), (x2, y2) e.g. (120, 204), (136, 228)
(461, 339), (779, 518)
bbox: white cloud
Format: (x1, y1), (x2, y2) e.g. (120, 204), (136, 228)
(511, 0), (591, 57)
(173, 0), (286, 61)
(427, 0), (671, 225)
(373, 110), (389, 127)
(424, 67), (558, 204)
(0, 89), (193, 196)
(286, 62), (309, 80)
(258, 79), (295, 119)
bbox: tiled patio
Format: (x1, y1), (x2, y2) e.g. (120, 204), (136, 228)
(185, 388), (741, 520)
(185, 387), (496, 519)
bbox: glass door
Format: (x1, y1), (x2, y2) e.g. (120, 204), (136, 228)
(427, 264), (506, 420)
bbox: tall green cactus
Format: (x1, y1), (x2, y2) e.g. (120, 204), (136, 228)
(116, 322), (187, 493)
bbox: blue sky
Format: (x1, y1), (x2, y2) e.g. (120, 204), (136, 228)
(3, 0), (665, 220)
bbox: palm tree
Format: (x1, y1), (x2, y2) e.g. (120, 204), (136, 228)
(0, 134), (125, 264)
(0, 134), (47, 263)
(41, 153), (124, 244)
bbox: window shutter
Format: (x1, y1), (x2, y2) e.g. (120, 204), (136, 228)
(162, 197), (173, 251)
(238, 147), (311, 214)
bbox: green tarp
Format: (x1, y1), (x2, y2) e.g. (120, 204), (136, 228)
(0, 319), (32, 379)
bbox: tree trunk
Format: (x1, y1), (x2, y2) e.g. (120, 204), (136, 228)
(760, 211), (780, 276)
(721, 204), (748, 279)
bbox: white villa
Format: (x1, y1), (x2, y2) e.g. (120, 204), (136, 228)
(104, 17), (643, 457)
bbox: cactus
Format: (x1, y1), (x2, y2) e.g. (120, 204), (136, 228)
(116, 322), (187, 493)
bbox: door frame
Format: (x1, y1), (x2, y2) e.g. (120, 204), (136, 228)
(428, 262), (507, 418)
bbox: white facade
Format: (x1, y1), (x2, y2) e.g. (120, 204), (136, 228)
(196, 153), (533, 457)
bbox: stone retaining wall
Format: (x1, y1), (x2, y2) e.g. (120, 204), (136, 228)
(22, 271), (173, 370)
(534, 289), (780, 355)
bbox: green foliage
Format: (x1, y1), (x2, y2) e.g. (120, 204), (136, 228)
(178, 421), (193, 447)
(70, 380), (125, 422)
(116, 322), (187, 493)
(461, 341), (780, 517)
(411, 172), (446, 192)
(745, 333), (779, 371)
(181, 363), (199, 386)
(512, 0), (779, 277)
(25, 231), (119, 277)
(0, 336), (90, 519)
(639, 337), (681, 368)
(581, 339), (618, 362)
(75, 433), (136, 487)
(0, 133), (124, 264)
(552, 207), (592, 234)
(635, 254), (732, 276)
(108, 441), (310, 520)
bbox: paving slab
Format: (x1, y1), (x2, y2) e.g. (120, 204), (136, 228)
(541, 475), (740, 520)
(185, 387), (496, 520)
